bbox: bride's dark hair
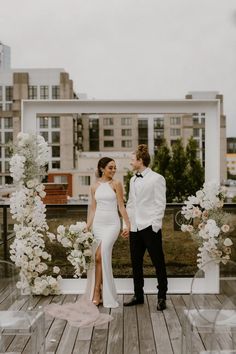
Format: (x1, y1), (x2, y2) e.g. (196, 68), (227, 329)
(97, 157), (114, 177)
(135, 144), (150, 167)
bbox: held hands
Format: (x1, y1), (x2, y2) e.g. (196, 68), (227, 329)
(121, 227), (130, 239)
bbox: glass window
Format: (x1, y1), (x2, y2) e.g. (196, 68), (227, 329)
(0, 147), (1, 158)
(51, 116), (60, 128)
(103, 117), (114, 125)
(193, 128), (200, 137)
(79, 176), (91, 186)
(5, 175), (13, 184)
(40, 86), (49, 99)
(52, 86), (60, 99)
(121, 117), (132, 125)
(28, 86), (37, 99)
(0, 162), (2, 173)
(40, 131), (48, 141)
(121, 140), (132, 148)
(170, 117), (181, 125)
(104, 140), (114, 147)
(51, 131), (60, 143)
(4, 132), (13, 143)
(52, 146), (60, 157)
(0, 86), (2, 101)
(52, 161), (60, 169)
(154, 118), (164, 128)
(122, 129), (132, 136)
(4, 117), (13, 129)
(39, 117), (48, 128)
(5, 86), (13, 101)
(0, 103), (2, 110)
(54, 175), (68, 183)
(5, 147), (11, 158)
(0, 176), (2, 184)
(170, 128), (181, 136)
(5, 103), (12, 111)
(193, 117), (199, 125)
(104, 129), (114, 136)
(5, 161), (10, 172)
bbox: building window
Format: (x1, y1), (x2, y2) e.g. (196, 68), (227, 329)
(0, 103), (2, 110)
(170, 117), (181, 125)
(28, 86), (38, 99)
(104, 140), (114, 147)
(5, 103), (12, 111)
(5, 175), (13, 184)
(5, 86), (13, 101)
(40, 86), (49, 99)
(79, 176), (91, 186)
(121, 117), (132, 125)
(193, 128), (200, 137)
(193, 117), (199, 125)
(78, 194), (89, 202)
(39, 117), (49, 128)
(4, 147), (11, 158)
(51, 116), (60, 128)
(122, 129), (132, 136)
(51, 131), (60, 143)
(154, 117), (164, 128)
(40, 131), (48, 141)
(4, 132), (13, 143)
(122, 140), (132, 148)
(103, 117), (114, 125)
(5, 161), (10, 173)
(52, 146), (60, 157)
(54, 175), (67, 183)
(4, 117), (13, 129)
(52, 161), (60, 169)
(170, 128), (181, 136)
(0, 86), (2, 101)
(52, 86), (60, 99)
(104, 129), (114, 136)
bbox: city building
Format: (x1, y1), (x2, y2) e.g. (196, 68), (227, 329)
(0, 42), (11, 70)
(0, 42), (78, 186)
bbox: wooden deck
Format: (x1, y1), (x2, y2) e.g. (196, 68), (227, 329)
(1, 293), (235, 354)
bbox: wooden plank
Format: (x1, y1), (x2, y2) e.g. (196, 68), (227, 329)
(136, 295), (156, 353)
(171, 294), (205, 354)
(148, 294), (173, 354)
(45, 294), (77, 353)
(89, 305), (110, 354)
(72, 326), (93, 354)
(123, 294), (139, 354)
(162, 297), (182, 354)
(107, 295), (123, 354)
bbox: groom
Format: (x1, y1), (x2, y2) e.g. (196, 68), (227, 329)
(123, 144), (168, 311)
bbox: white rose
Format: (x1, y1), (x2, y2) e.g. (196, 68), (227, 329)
(223, 238), (233, 247)
(57, 225), (65, 234)
(53, 266), (60, 274)
(84, 249), (92, 257)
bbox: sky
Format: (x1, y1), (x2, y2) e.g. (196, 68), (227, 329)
(1, 0), (236, 136)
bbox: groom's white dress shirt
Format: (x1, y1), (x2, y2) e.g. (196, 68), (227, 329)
(126, 168), (166, 233)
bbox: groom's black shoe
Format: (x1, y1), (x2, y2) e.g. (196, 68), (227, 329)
(156, 298), (166, 311)
(124, 295), (144, 306)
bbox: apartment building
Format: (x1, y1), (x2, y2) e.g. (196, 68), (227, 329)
(0, 45), (78, 185)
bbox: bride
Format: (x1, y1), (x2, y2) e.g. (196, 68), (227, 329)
(86, 157), (130, 308)
(45, 157), (130, 326)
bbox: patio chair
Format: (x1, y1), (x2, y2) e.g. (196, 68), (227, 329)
(0, 260), (45, 354)
(181, 259), (236, 354)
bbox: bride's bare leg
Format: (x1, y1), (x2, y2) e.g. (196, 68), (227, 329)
(93, 244), (102, 305)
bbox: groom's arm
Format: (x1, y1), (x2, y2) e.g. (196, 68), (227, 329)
(152, 175), (166, 233)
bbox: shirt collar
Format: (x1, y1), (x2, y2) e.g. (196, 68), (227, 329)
(136, 167), (150, 178)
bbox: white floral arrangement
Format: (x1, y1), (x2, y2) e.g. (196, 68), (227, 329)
(9, 132), (61, 295)
(56, 222), (96, 278)
(181, 181), (233, 268)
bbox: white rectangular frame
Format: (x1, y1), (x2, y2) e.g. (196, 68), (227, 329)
(22, 99), (221, 294)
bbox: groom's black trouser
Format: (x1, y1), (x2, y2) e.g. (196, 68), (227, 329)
(129, 226), (168, 300)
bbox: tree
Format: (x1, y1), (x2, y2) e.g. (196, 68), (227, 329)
(185, 137), (204, 196)
(152, 141), (171, 176)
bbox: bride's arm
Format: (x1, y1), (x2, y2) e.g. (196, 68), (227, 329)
(114, 180), (130, 236)
(86, 185), (96, 231)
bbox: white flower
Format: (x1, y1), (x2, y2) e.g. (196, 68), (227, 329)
(223, 238), (233, 247)
(53, 266), (60, 274)
(57, 225), (65, 235)
(221, 224), (230, 233)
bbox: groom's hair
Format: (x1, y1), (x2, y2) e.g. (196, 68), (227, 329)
(135, 144), (150, 167)
(97, 157), (115, 177)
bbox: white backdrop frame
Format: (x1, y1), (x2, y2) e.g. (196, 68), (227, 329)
(22, 99), (221, 294)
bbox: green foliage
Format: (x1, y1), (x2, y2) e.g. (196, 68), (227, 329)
(152, 138), (204, 202)
(124, 170), (134, 202)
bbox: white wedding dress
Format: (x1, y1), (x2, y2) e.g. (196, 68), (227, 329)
(86, 181), (120, 308)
